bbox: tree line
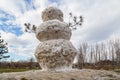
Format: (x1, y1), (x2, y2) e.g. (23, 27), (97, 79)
(0, 58), (40, 69)
(73, 38), (120, 69)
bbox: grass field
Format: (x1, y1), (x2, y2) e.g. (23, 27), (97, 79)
(0, 68), (38, 73)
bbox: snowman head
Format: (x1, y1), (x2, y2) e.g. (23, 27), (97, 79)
(42, 7), (63, 22)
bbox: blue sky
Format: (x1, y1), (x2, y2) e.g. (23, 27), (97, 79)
(0, 0), (120, 61)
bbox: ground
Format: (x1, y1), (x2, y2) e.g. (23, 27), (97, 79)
(0, 69), (120, 80)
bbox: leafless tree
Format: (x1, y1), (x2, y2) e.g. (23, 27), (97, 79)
(113, 38), (120, 65)
(77, 42), (88, 68)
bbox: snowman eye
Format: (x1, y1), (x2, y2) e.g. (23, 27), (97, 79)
(55, 31), (58, 33)
(49, 11), (51, 13)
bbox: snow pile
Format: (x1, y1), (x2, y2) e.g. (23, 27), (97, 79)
(0, 69), (120, 80)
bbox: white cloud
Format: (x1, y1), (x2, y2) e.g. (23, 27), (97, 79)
(0, 13), (5, 18)
(58, 0), (120, 44)
(0, 0), (26, 17)
(0, 0), (120, 60)
(0, 0), (57, 60)
(16, 0), (59, 31)
(0, 30), (39, 58)
(34, 0), (49, 8)
(16, 9), (42, 31)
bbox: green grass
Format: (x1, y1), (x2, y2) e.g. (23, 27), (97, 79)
(0, 68), (38, 73)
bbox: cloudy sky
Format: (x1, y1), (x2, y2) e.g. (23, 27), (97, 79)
(0, 0), (120, 61)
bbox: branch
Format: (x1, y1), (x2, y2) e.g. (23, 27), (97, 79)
(68, 13), (84, 30)
(24, 23), (37, 33)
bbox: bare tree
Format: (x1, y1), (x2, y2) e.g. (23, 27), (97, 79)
(90, 45), (94, 63)
(28, 58), (34, 69)
(113, 38), (120, 65)
(77, 42), (88, 68)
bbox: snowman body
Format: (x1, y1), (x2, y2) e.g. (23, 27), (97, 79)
(35, 7), (77, 71)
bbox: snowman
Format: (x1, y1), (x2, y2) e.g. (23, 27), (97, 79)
(35, 7), (77, 71)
